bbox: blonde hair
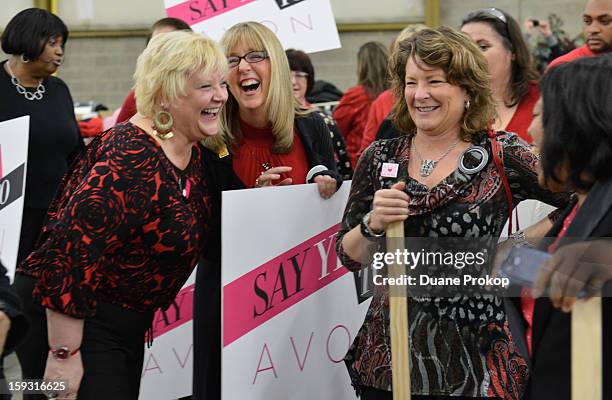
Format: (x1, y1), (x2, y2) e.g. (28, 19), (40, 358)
(389, 24), (428, 54)
(134, 30), (228, 118)
(205, 21), (308, 154)
(389, 26), (495, 141)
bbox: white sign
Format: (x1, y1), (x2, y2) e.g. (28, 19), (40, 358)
(164, 0), (341, 53)
(139, 270), (196, 400)
(0, 116), (29, 279)
(221, 183), (370, 399)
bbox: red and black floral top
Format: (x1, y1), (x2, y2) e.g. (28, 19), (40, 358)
(18, 122), (211, 318)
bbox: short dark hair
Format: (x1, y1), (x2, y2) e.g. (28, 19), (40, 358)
(285, 49), (315, 95)
(1, 8), (68, 60)
(461, 8), (539, 107)
(539, 54), (612, 191)
(151, 17), (191, 32)
(146, 17), (192, 44)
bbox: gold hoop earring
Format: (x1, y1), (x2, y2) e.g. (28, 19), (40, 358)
(153, 110), (174, 140)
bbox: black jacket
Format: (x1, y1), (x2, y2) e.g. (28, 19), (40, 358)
(506, 179), (612, 400)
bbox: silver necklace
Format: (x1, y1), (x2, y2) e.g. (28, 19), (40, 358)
(5, 61), (46, 101)
(412, 137), (460, 177)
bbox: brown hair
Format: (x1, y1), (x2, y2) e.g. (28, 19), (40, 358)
(357, 41), (390, 99)
(389, 26), (496, 141)
(461, 8), (539, 107)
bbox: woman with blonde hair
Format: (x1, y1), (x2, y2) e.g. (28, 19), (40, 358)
(337, 26), (566, 399)
(333, 41), (389, 166)
(194, 21), (341, 399)
(204, 21), (341, 197)
(14, 31), (228, 399)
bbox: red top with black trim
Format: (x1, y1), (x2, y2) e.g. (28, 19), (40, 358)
(18, 122), (211, 318)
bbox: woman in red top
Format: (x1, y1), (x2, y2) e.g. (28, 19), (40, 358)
(13, 31), (228, 399)
(461, 8), (540, 141)
(204, 22), (341, 198)
(333, 41), (389, 167)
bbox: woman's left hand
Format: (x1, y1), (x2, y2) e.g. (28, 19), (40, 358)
(532, 240), (612, 312)
(314, 175), (337, 199)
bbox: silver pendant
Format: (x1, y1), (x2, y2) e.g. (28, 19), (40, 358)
(420, 160), (436, 177)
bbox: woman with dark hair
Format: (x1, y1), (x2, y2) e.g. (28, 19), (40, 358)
(461, 7), (540, 141)
(286, 48), (353, 180)
(0, 8), (83, 265)
(508, 53), (612, 400)
(336, 26), (566, 400)
(333, 41), (389, 166)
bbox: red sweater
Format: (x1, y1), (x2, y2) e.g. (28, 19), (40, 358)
(116, 90), (137, 124)
(505, 82), (540, 143)
(358, 89), (394, 159)
(333, 85), (374, 167)
(232, 120), (309, 188)
(547, 44), (595, 70)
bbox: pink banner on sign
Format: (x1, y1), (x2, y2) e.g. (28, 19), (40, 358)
(151, 283), (195, 339)
(166, 0), (257, 25)
(223, 224), (348, 346)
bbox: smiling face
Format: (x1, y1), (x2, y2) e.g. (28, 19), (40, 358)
(404, 57), (468, 137)
(168, 70), (228, 143)
(583, 0), (612, 53)
(461, 22), (513, 90)
(227, 43), (271, 121)
(31, 34), (64, 77)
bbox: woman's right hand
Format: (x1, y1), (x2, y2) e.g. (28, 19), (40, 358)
(44, 350), (83, 399)
(368, 181), (409, 233)
(254, 166), (293, 187)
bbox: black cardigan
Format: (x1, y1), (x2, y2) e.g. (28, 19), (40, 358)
(506, 179), (612, 400)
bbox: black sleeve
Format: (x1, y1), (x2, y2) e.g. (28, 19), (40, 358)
(0, 261), (29, 355)
(297, 112), (343, 188)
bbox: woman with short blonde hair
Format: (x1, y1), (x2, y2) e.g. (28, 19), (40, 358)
(14, 30), (229, 399)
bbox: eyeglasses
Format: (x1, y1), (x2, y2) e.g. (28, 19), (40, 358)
(464, 8), (507, 25)
(291, 71), (309, 79)
(227, 51), (269, 68)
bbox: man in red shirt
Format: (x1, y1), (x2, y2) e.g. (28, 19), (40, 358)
(548, 0), (612, 68)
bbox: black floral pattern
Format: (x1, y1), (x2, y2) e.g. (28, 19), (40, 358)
(337, 131), (568, 397)
(18, 122), (211, 318)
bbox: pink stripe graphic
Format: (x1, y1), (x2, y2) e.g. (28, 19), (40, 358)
(151, 283), (195, 339)
(223, 225), (347, 346)
(166, 0), (257, 25)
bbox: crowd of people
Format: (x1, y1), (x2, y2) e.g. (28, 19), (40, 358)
(0, 0), (610, 399)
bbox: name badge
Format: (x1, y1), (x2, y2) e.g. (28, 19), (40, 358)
(381, 162), (399, 178)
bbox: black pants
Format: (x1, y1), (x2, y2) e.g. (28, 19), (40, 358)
(13, 275), (153, 400)
(192, 259), (221, 400)
(360, 387), (496, 400)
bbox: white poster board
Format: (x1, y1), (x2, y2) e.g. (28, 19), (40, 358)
(139, 270), (196, 400)
(0, 116), (29, 279)
(164, 0), (341, 53)
(221, 183), (370, 399)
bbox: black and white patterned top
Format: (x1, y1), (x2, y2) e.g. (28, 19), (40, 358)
(336, 131), (568, 398)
